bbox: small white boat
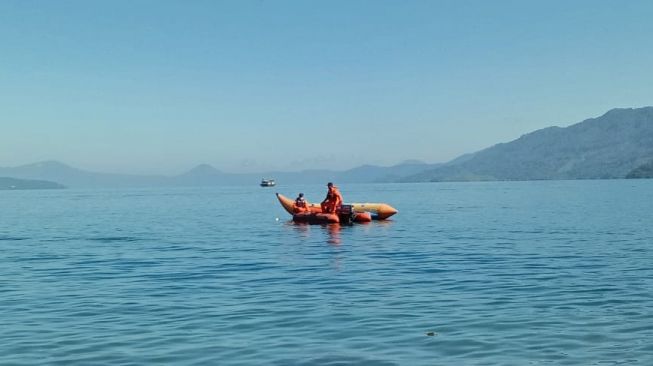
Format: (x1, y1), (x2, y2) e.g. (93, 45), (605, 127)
(260, 179), (276, 187)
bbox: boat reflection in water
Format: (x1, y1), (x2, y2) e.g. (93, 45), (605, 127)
(286, 221), (341, 246)
(285, 219), (393, 246)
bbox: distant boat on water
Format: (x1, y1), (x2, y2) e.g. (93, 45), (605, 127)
(260, 179), (276, 187)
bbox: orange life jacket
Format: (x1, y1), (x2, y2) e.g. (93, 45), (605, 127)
(323, 186), (343, 209)
(328, 187), (342, 205)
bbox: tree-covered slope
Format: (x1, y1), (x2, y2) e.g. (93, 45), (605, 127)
(405, 107), (653, 182)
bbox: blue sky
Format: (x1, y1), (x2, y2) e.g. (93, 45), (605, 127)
(1, 0), (652, 174)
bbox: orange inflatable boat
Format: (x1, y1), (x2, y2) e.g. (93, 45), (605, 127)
(276, 193), (397, 224)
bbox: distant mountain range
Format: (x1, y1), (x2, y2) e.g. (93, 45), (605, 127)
(2, 107), (653, 188)
(0, 160), (438, 188)
(0, 177), (65, 190)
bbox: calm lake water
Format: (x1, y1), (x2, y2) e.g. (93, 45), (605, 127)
(1, 181), (652, 365)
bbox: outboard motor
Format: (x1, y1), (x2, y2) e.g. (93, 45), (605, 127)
(337, 205), (355, 224)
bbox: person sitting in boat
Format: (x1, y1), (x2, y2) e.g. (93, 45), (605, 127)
(293, 193), (309, 213)
(321, 182), (343, 214)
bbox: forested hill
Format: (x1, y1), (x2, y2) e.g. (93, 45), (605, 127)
(404, 107), (653, 182)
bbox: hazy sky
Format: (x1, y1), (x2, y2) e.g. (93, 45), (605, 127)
(1, 0), (652, 174)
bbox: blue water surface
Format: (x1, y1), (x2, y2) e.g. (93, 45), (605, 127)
(1, 180), (652, 365)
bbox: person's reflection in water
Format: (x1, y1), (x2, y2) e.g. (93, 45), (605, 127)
(290, 222), (311, 239)
(326, 224), (341, 246)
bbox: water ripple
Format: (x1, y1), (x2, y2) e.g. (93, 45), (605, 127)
(2, 182), (653, 365)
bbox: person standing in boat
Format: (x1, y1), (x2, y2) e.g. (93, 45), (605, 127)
(321, 182), (343, 214)
(293, 193), (309, 213)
